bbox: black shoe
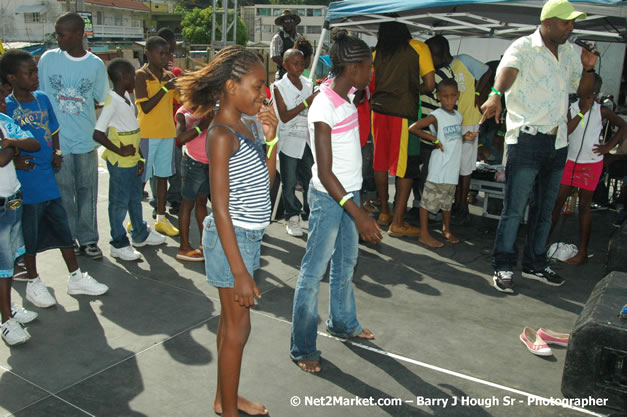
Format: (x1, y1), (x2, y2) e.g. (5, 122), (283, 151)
(613, 209), (626, 227)
(152, 208), (157, 219)
(80, 243), (103, 260)
(493, 270), (514, 293)
(168, 201), (180, 216)
(73, 241), (81, 256)
(521, 266), (565, 286)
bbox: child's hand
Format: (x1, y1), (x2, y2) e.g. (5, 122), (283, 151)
(14, 155), (35, 171)
(463, 131), (478, 142)
(198, 117), (211, 131)
(118, 144), (136, 157)
(233, 271), (261, 307)
(165, 78), (176, 90)
(0, 138), (15, 149)
(436, 140), (444, 152)
(593, 143), (613, 155)
(137, 160), (144, 176)
(257, 105), (278, 141)
(355, 211), (383, 243)
(52, 152), (62, 169)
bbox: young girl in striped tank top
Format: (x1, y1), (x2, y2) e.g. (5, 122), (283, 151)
(289, 30), (383, 374)
(177, 45), (277, 417)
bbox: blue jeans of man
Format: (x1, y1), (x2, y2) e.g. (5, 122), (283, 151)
(280, 145), (313, 220)
(54, 150), (99, 246)
(107, 162), (150, 248)
(290, 187), (363, 362)
(492, 132), (567, 272)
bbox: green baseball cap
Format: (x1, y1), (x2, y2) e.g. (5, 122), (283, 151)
(540, 0), (586, 21)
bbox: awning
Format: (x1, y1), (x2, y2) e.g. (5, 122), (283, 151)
(15, 4), (48, 14)
(325, 0), (627, 42)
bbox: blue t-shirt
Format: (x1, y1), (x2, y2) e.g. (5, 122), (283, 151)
(38, 48), (109, 155)
(6, 91), (61, 204)
(0, 113), (33, 197)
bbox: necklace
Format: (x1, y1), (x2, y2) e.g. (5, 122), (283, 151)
(10, 92), (52, 145)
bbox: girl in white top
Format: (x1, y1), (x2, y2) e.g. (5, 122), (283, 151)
(549, 75), (626, 264)
(273, 48), (317, 236)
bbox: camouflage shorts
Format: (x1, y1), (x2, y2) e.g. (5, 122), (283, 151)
(419, 181), (456, 214)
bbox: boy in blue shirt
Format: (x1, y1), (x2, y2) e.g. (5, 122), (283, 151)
(0, 76), (40, 345)
(38, 12), (109, 259)
(1, 49), (108, 309)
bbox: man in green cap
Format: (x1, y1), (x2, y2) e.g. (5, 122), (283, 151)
(271, 10), (304, 80)
(480, 0), (598, 294)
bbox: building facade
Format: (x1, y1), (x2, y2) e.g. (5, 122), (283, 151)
(0, 0), (149, 43)
(241, 4), (327, 46)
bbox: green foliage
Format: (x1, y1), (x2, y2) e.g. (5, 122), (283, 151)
(181, 7), (249, 45)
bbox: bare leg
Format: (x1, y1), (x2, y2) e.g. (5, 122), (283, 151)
(60, 247), (79, 273)
(178, 199), (195, 252)
(566, 189), (594, 265)
(392, 177), (413, 226)
(156, 177), (168, 216)
(195, 195), (208, 245)
(213, 289), (267, 417)
(0, 278), (11, 323)
(456, 175), (472, 212)
(374, 170), (390, 218)
(548, 184), (572, 247)
(442, 210), (460, 243)
(418, 207), (443, 248)
(24, 254), (38, 280)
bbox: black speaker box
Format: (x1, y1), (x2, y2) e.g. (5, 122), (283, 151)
(562, 271), (627, 411)
(607, 226), (627, 274)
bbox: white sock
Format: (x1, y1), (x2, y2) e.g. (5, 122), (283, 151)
(157, 214), (165, 222)
(69, 269), (82, 280)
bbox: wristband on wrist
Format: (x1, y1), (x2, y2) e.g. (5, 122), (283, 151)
(433, 139), (440, 145)
(303, 99), (309, 108)
(339, 192), (354, 207)
(488, 87), (502, 98)
(497, 130), (506, 136)
(265, 136), (278, 159)
(161, 86), (169, 93)
(475, 91), (480, 96)
(194, 126), (202, 135)
(138, 157), (145, 163)
(584, 68), (595, 73)
(577, 112), (585, 128)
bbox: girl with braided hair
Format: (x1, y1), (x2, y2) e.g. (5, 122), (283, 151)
(290, 29), (382, 374)
(177, 45), (278, 417)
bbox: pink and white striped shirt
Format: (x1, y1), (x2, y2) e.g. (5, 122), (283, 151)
(307, 84), (362, 193)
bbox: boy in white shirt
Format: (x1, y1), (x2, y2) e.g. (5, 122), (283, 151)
(273, 49), (318, 236)
(409, 79), (477, 248)
(93, 59), (165, 261)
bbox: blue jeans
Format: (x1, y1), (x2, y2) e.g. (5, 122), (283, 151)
(54, 150), (99, 246)
(492, 132), (567, 272)
(107, 161), (149, 248)
(290, 187), (362, 361)
(280, 146), (313, 219)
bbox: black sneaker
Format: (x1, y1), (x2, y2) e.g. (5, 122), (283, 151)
(613, 209), (626, 228)
(168, 201), (180, 216)
(80, 243), (103, 260)
(493, 270), (514, 293)
(73, 241), (81, 256)
(521, 266), (565, 286)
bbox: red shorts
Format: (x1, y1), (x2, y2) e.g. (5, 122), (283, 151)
(560, 159), (603, 191)
(372, 112), (410, 178)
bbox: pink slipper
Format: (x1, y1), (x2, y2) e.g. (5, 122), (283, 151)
(520, 328), (552, 356)
(537, 328), (569, 346)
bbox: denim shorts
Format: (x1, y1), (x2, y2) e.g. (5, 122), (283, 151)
(202, 215), (265, 288)
(181, 153), (210, 201)
(140, 138), (176, 181)
(0, 195), (25, 278)
(22, 198), (74, 256)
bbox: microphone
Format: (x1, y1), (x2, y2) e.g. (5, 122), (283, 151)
(573, 37), (600, 56)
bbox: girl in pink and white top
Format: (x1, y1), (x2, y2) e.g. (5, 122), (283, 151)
(290, 29), (383, 374)
(174, 105), (213, 261)
(549, 74), (626, 264)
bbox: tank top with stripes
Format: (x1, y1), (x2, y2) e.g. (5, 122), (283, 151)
(208, 121), (270, 229)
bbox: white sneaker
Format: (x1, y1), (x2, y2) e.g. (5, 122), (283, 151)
(111, 245), (142, 261)
(67, 272), (109, 296)
(286, 216), (304, 237)
(11, 304), (38, 324)
(26, 277), (57, 308)
(133, 230), (166, 247)
(1, 319), (30, 346)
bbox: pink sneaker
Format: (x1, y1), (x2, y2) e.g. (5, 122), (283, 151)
(537, 328), (569, 346)
(520, 328), (552, 356)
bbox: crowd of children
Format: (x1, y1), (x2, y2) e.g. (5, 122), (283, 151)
(0, 10), (625, 416)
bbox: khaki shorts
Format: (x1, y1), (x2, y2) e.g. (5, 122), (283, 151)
(419, 181), (456, 214)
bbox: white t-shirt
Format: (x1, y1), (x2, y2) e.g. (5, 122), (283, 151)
(94, 91), (139, 134)
(427, 108), (464, 185)
(568, 100), (603, 163)
(274, 75), (312, 159)
(308, 84), (362, 193)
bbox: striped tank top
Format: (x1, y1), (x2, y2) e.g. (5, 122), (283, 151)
(208, 121), (271, 229)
